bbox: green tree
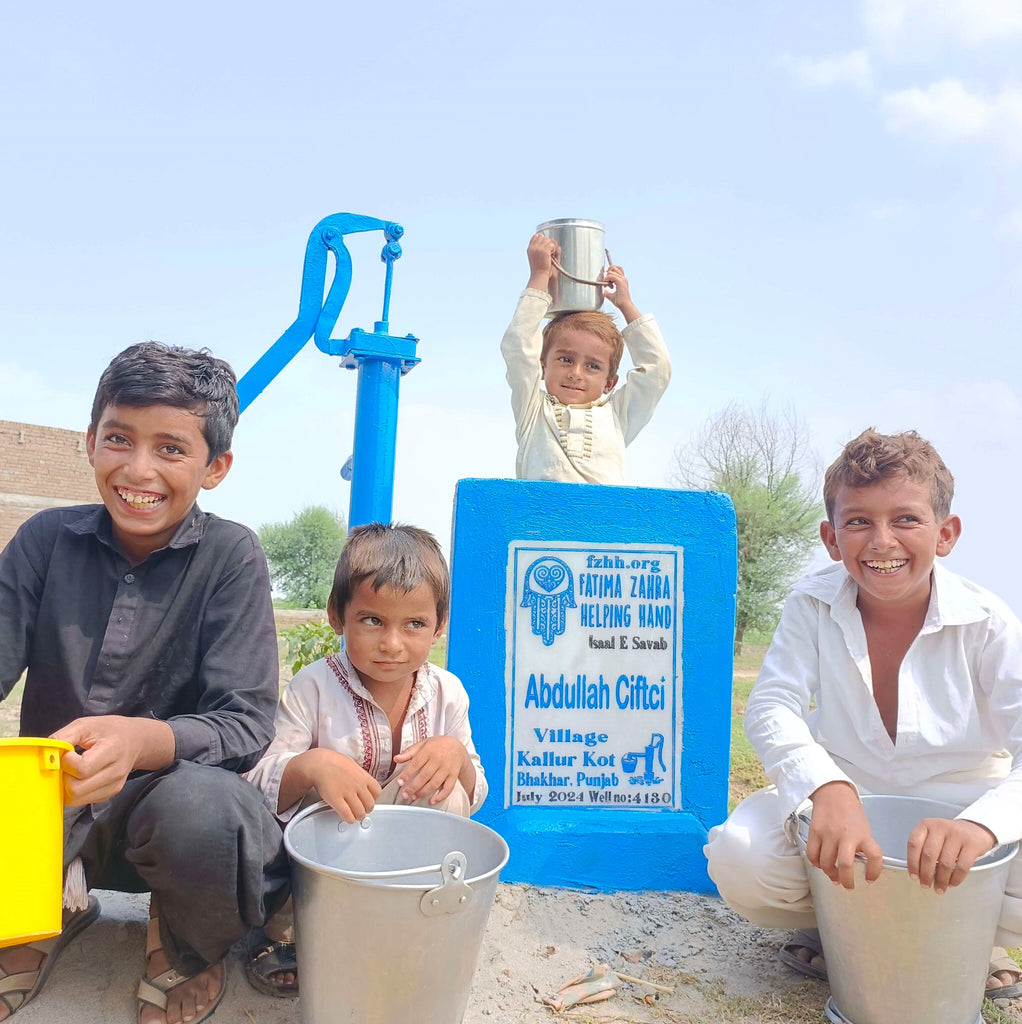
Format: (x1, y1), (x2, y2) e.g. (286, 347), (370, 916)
(671, 402), (822, 654)
(259, 505), (347, 608)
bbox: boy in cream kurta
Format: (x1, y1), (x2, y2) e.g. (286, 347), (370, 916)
(501, 233), (670, 483)
(244, 523), (486, 997)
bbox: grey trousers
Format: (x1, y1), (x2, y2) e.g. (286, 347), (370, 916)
(66, 760), (290, 976)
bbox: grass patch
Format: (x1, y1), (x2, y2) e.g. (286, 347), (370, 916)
(733, 643), (769, 677)
(729, 675), (769, 809)
(429, 633), (447, 668)
(657, 973), (827, 1024)
(984, 999), (1017, 1024)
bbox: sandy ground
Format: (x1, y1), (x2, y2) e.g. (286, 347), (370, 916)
(7, 884), (798, 1024)
(12, 881), (1022, 1024)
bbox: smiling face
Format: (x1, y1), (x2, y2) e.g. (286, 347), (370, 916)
(819, 474), (961, 616)
(87, 403), (232, 563)
(540, 326), (619, 406)
(329, 579), (443, 696)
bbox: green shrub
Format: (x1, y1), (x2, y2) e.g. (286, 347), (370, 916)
(280, 620), (340, 675)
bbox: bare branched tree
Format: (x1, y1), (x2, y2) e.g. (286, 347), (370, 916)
(672, 401), (822, 653)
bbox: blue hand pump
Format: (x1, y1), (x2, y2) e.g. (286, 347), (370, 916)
(236, 213), (419, 527)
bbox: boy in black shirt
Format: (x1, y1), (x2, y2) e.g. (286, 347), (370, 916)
(0, 342), (288, 1024)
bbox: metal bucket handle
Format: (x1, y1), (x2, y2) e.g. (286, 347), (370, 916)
(334, 813), (445, 879)
(551, 249), (614, 288)
(419, 851), (474, 917)
(337, 862), (443, 880)
(790, 807), (883, 864)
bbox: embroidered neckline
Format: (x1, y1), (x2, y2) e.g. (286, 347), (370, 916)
(553, 403), (594, 464)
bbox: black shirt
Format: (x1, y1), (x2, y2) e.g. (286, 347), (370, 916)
(0, 504), (278, 772)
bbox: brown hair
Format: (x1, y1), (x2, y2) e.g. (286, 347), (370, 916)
(541, 311), (625, 379)
(328, 522), (450, 627)
(823, 428), (954, 521)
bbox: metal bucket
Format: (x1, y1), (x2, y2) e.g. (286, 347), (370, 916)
(794, 794), (1018, 1024)
(536, 218), (606, 314)
(284, 802), (510, 1024)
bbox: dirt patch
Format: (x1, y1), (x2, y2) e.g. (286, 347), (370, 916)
(272, 607), (327, 631)
(0, 677), (23, 739)
(21, 883), (1019, 1024)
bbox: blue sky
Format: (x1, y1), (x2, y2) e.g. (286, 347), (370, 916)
(2, 1), (1021, 606)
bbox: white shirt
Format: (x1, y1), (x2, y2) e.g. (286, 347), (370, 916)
(746, 562), (1022, 843)
(500, 289), (671, 483)
(244, 648), (488, 821)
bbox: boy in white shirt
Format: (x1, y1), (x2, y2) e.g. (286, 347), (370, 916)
(244, 522), (487, 995)
(704, 428), (1022, 1000)
(500, 233), (670, 484)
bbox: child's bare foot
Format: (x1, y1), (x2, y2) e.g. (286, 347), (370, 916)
(0, 944), (45, 1019)
(792, 944), (826, 973)
(138, 951), (225, 1024)
(245, 928), (298, 997)
(986, 948), (1022, 999)
(781, 933), (1021, 999)
(137, 901), (227, 1024)
(0, 897), (101, 1019)
(778, 929), (827, 980)
(988, 970), (1018, 990)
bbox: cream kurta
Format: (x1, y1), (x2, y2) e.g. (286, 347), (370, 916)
(245, 647), (488, 820)
(501, 288), (671, 483)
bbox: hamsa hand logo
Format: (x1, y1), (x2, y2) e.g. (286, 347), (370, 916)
(521, 557), (576, 646)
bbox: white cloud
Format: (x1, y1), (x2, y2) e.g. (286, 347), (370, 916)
(1003, 208), (1022, 236)
(864, 0), (1022, 52)
(881, 79), (1022, 159)
(780, 49), (873, 91)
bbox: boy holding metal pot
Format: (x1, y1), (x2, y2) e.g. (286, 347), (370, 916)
(500, 232), (671, 484)
(704, 428), (1022, 1000)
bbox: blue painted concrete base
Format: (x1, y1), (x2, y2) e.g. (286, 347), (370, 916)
(484, 808), (713, 891)
(448, 479), (737, 894)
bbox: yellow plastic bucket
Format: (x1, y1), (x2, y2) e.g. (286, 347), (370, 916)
(0, 738), (71, 948)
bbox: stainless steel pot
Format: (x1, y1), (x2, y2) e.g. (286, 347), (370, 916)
(536, 218), (606, 314)
(794, 794), (1017, 1024)
(285, 802), (509, 1024)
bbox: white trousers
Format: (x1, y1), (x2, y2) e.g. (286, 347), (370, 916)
(704, 782), (1022, 948)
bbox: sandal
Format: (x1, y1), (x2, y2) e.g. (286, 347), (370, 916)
(986, 947), (1022, 1000)
(137, 913), (227, 1024)
(244, 927), (298, 998)
(778, 928), (827, 981)
(779, 932), (1021, 998)
(0, 894), (101, 1016)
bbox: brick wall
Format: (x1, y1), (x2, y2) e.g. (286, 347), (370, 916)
(0, 420), (99, 551)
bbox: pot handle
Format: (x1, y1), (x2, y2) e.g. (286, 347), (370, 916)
(784, 805), (813, 849)
(551, 249), (614, 288)
(419, 851), (474, 916)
